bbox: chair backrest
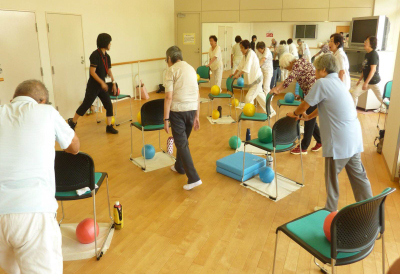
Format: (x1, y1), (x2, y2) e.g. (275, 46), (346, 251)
(266, 93), (273, 118)
(226, 76), (234, 94)
(55, 151), (95, 192)
(140, 99), (164, 126)
(197, 66), (210, 80)
(272, 117), (300, 147)
(330, 187), (396, 259)
(383, 81), (392, 100)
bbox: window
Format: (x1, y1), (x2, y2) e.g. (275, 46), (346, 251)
(294, 25), (317, 39)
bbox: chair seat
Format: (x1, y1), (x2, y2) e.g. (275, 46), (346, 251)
(198, 80), (209, 84)
(277, 99), (301, 107)
(56, 172), (106, 200)
(247, 138), (295, 152)
(208, 93), (232, 99)
(131, 122), (164, 131)
(110, 94), (131, 100)
(239, 112), (269, 121)
(280, 210), (362, 264)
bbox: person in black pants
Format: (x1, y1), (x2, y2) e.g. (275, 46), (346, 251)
(164, 46), (202, 191)
(68, 33), (118, 134)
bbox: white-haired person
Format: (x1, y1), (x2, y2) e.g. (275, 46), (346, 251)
(271, 53), (322, 154)
(231, 35), (243, 74)
(0, 80), (80, 273)
(230, 40), (268, 113)
(287, 38), (299, 58)
(207, 35), (223, 91)
(164, 46), (202, 190)
(297, 39), (311, 62)
(287, 53), (372, 212)
(273, 40), (290, 80)
(329, 33), (350, 91)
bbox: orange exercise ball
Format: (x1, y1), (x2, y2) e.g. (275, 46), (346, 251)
(76, 218), (99, 244)
(323, 211), (338, 242)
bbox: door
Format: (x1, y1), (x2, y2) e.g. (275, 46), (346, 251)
(47, 13), (86, 118)
(177, 13), (201, 69)
(225, 27), (233, 71)
(218, 26), (226, 70)
(0, 10), (42, 104)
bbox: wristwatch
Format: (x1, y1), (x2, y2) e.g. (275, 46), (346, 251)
(164, 118), (170, 121)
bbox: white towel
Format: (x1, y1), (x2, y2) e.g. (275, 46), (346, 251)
(76, 185), (98, 196)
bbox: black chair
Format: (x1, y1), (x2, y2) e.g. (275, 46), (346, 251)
(242, 116), (304, 200)
(130, 99), (174, 171)
(55, 151), (113, 261)
(272, 188), (396, 274)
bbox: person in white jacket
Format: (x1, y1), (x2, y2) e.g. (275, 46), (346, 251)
(231, 35), (243, 74)
(230, 40), (268, 113)
(207, 35), (224, 91)
(297, 39), (311, 62)
(329, 33), (350, 91)
(287, 38), (299, 58)
(274, 40), (290, 81)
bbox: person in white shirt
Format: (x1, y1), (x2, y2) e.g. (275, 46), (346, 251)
(287, 38), (299, 58)
(297, 39), (311, 62)
(231, 35), (243, 74)
(270, 38), (277, 51)
(329, 33), (350, 91)
(164, 46), (202, 191)
(274, 40), (290, 81)
(207, 35), (224, 91)
(231, 40), (268, 113)
(0, 80), (80, 274)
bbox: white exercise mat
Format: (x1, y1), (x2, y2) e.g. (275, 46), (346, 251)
(241, 173), (303, 202)
(207, 115), (236, 124)
(132, 152), (175, 172)
(236, 143), (270, 155)
(61, 223), (114, 261)
(200, 97), (211, 103)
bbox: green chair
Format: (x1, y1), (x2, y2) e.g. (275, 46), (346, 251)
(276, 82), (304, 121)
(197, 66), (210, 85)
(377, 80), (392, 130)
(55, 151), (114, 261)
(130, 99), (174, 171)
(207, 76), (236, 123)
(232, 75), (245, 106)
(96, 90), (133, 126)
(242, 116), (304, 200)
(272, 188), (396, 274)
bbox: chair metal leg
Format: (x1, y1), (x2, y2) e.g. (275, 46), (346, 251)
(115, 97), (133, 126)
(105, 176), (114, 222)
(313, 257), (329, 273)
(92, 188), (99, 259)
(273, 148), (278, 200)
(114, 97), (119, 126)
(272, 231), (279, 274)
(382, 233), (385, 274)
(236, 120), (241, 152)
(130, 125), (134, 160)
(142, 128), (146, 170)
(58, 201), (65, 225)
(299, 137), (305, 185)
(331, 258), (336, 274)
(242, 144), (246, 182)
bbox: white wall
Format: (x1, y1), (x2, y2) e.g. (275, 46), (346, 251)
(0, 0), (174, 106)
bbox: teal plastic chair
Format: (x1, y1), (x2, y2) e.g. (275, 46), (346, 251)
(272, 188), (396, 274)
(232, 75), (245, 104)
(130, 99), (174, 171)
(197, 66), (210, 84)
(242, 116), (304, 200)
(55, 151), (114, 260)
(276, 82), (304, 120)
(207, 76), (236, 123)
(377, 80), (392, 130)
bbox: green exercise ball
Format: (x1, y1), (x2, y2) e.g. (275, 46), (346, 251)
(229, 136), (242, 149)
(258, 126), (272, 144)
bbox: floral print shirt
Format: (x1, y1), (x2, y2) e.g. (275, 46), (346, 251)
(283, 57), (316, 95)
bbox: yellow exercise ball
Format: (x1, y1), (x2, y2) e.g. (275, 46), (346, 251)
(211, 85), (220, 96)
(197, 74), (200, 82)
(231, 98), (239, 107)
(106, 116), (115, 125)
(243, 103), (256, 117)
(212, 110), (220, 120)
(137, 111), (141, 125)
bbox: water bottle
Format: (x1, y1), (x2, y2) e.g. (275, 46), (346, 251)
(113, 201), (124, 230)
(217, 106), (222, 118)
(267, 153), (273, 169)
(246, 128), (251, 141)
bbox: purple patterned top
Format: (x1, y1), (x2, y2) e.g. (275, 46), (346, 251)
(283, 57), (316, 95)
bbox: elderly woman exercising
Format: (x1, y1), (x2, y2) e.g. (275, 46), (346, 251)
(287, 53), (372, 212)
(207, 35), (224, 91)
(271, 53), (322, 154)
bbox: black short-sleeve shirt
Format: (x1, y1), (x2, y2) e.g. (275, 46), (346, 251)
(362, 50), (380, 84)
(87, 49), (112, 89)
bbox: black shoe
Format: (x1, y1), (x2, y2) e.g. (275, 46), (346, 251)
(106, 125), (119, 134)
(67, 118), (76, 131)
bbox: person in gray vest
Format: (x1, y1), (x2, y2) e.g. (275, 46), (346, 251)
(287, 54), (373, 212)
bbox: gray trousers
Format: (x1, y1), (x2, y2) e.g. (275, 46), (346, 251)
(170, 110), (200, 184)
(325, 153), (373, 212)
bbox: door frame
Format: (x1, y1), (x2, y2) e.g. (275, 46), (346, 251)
(45, 12), (87, 110)
(175, 11), (201, 67)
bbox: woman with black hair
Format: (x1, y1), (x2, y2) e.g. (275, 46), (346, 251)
(207, 35), (223, 91)
(287, 38), (299, 58)
(231, 35), (243, 73)
(329, 33), (350, 91)
(250, 35), (257, 51)
(68, 33), (118, 134)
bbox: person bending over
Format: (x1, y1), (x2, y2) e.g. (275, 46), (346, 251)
(207, 35), (224, 92)
(273, 40), (290, 80)
(0, 80), (79, 273)
(231, 35), (243, 74)
(231, 40), (268, 113)
(287, 38), (299, 58)
(271, 53), (322, 155)
(313, 42), (330, 60)
(297, 39), (311, 62)
(164, 46), (202, 191)
(68, 33), (118, 134)
(287, 54), (372, 212)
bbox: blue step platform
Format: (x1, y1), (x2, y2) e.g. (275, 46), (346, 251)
(216, 152), (266, 182)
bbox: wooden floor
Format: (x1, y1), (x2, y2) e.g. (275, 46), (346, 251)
(4, 88), (400, 274)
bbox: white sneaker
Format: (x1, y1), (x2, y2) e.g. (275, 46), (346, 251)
(183, 180), (202, 190)
(314, 206), (324, 211)
(171, 165), (177, 173)
(300, 125), (304, 134)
